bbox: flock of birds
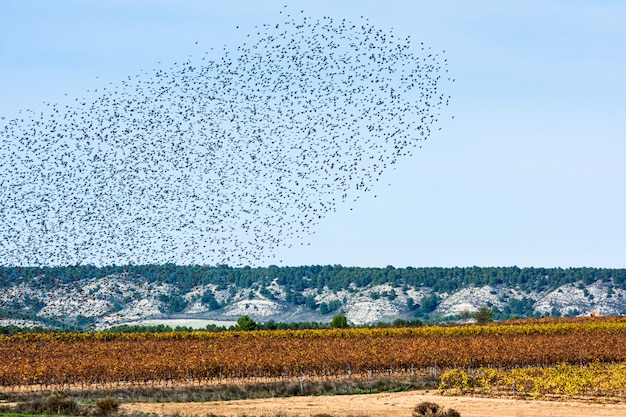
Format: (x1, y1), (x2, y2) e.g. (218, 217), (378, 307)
(0, 10), (452, 267)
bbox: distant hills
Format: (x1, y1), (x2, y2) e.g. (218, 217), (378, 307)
(1, 265), (625, 330)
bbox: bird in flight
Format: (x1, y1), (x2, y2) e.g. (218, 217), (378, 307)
(0, 8), (452, 268)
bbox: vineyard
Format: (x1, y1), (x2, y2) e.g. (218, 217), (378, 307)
(438, 362), (626, 400)
(2, 317), (626, 394)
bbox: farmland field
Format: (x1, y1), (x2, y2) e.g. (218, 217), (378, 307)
(2, 317), (626, 400)
(122, 390), (626, 417)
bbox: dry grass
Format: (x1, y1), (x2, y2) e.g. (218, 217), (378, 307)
(1, 375), (438, 404)
(0, 376), (439, 417)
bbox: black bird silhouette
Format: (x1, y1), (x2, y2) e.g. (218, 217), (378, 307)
(0, 10), (451, 268)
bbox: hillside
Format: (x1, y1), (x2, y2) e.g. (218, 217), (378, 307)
(1, 265), (625, 329)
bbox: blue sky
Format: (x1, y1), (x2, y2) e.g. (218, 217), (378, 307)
(1, 1), (625, 268)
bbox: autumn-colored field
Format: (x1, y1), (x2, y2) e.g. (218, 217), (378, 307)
(2, 317), (626, 391)
(438, 362), (626, 399)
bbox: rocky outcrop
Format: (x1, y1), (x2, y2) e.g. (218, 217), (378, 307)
(1, 274), (625, 329)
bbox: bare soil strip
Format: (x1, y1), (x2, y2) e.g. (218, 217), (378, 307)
(122, 390), (626, 417)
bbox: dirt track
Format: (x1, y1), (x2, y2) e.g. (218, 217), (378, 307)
(122, 390), (626, 417)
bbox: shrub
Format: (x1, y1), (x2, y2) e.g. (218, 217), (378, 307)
(443, 409), (461, 417)
(236, 315), (258, 331)
(473, 306), (494, 324)
(15, 391), (79, 415)
(47, 394), (78, 415)
(413, 401), (460, 417)
(438, 368), (473, 393)
(413, 402), (441, 416)
(94, 397), (120, 416)
(330, 314), (348, 328)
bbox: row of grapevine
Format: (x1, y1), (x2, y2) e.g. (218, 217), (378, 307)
(4, 315), (626, 343)
(2, 317), (626, 390)
(439, 362), (626, 399)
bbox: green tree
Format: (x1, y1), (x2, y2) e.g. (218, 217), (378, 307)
(419, 294), (440, 314)
(473, 306), (494, 325)
(459, 309), (471, 322)
(158, 294), (188, 314)
(330, 314), (348, 328)
(550, 307), (562, 317)
(235, 315), (257, 331)
(75, 314), (96, 329)
(305, 295), (318, 310)
(201, 290), (221, 310)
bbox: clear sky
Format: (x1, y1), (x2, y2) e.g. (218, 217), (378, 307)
(1, 1), (625, 268)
